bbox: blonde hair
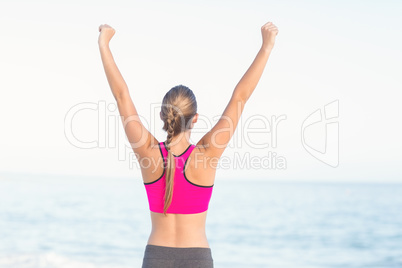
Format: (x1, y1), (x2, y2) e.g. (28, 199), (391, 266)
(160, 85), (197, 215)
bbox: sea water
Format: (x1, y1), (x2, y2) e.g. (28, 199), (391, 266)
(0, 174), (401, 268)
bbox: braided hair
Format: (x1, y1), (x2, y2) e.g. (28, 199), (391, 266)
(160, 85), (197, 215)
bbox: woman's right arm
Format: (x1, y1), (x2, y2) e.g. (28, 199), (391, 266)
(197, 22), (279, 159)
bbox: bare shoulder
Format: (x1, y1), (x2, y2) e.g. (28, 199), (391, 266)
(192, 144), (217, 165)
(141, 141), (165, 183)
(193, 143), (207, 153)
(193, 141), (223, 166)
(184, 143), (217, 187)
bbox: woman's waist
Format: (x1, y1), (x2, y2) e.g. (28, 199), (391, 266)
(148, 227), (209, 248)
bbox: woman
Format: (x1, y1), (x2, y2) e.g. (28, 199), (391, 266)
(98, 21), (278, 268)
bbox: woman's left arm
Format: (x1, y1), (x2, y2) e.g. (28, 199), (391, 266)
(98, 24), (157, 157)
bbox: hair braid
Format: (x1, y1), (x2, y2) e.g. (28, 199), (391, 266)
(163, 108), (177, 215)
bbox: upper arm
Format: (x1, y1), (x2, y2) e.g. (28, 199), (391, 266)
(116, 90), (158, 158)
(197, 92), (246, 159)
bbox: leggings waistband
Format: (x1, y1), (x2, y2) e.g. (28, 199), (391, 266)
(143, 244), (213, 260)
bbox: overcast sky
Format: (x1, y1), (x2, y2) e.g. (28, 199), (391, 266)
(0, 0), (401, 183)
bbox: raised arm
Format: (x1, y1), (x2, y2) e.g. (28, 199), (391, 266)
(197, 21), (279, 158)
(98, 24), (157, 158)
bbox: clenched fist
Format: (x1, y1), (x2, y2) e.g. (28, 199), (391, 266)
(98, 24), (116, 46)
(261, 22), (279, 50)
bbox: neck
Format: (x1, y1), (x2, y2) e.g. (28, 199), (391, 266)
(169, 131), (191, 147)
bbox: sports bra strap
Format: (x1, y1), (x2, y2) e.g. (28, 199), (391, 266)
(160, 142), (194, 159)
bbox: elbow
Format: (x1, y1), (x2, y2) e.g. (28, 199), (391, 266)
(114, 92), (124, 102)
(113, 87), (130, 102)
(232, 91), (249, 104)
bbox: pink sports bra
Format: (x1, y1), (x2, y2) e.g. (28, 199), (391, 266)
(144, 142), (214, 214)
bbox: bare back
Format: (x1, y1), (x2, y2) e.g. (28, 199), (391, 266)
(143, 142), (215, 248)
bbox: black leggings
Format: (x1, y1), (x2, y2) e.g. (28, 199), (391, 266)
(142, 244), (214, 268)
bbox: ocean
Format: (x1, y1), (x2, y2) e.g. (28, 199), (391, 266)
(0, 174), (401, 268)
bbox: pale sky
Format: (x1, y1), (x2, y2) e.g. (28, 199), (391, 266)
(0, 0), (401, 182)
